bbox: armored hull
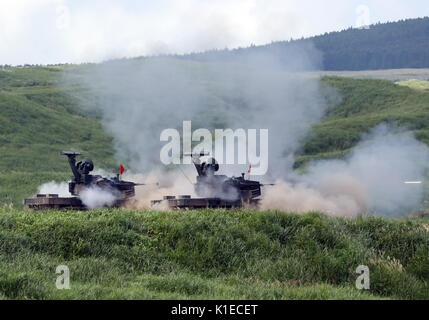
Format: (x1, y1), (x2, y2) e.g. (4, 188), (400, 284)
(23, 194), (84, 210)
(150, 153), (265, 210)
(23, 194), (129, 210)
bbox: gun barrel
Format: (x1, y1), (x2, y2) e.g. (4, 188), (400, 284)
(60, 151), (81, 156)
(60, 150), (81, 181)
(184, 152), (210, 157)
(133, 183), (159, 186)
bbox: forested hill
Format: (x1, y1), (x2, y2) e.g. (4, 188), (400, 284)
(181, 17), (429, 71)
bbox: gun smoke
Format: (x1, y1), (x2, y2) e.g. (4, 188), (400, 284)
(61, 44), (429, 216)
(37, 181), (70, 197)
(37, 181), (119, 209)
(79, 187), (118, 209)
(261, 124), (429, 217)
(63, 43), (328, 175)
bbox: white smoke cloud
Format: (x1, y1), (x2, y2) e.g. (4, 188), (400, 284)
(302, 124), (429, 216)
(261, 124), (429, 217)
(79, 187), (118, 209)
(37, 180), (119, 209)
(37, 181), (70, 197)
(64, 44), (329, 177)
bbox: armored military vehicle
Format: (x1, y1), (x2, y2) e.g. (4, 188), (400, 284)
(151, 152), (270, 209)
(23, 151), (142, 210)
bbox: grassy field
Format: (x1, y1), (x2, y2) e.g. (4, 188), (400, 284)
(316, 68), (429, 81)
(0, 66), (116, 206)
(3, 64), (429, 207)
(397, 80), (429, 92)
(0, 208), (427, 300)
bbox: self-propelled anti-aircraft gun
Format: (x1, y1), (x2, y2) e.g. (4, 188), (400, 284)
(151, 152), (272, 209)
(23, 151), (142, 210)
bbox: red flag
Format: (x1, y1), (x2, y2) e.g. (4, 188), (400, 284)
(120, 164), (125, 175)
(248, 164), (252, 174)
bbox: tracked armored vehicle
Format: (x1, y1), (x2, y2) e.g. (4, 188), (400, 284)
(23, 151), (141, 210)
(151, 153), (269, 209)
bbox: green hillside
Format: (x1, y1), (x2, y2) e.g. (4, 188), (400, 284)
(0, 208), (427, 300)
(2, 64), (429, 206)
(0, 66), (116, 206)
(297, 77), (429, 165)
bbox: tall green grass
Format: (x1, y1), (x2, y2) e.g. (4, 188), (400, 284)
(0, 208), (427, 299)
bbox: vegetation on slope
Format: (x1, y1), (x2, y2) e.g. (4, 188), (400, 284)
(297, 77), (429, 165)
(0, 66), (116, 206)
(183, 17), (429, 71)
(397, 80), (429, 92)
(0, 208), (427, 300)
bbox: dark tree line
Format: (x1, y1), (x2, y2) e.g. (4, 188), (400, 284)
(311, 17), (429, 70)
(179, 17), (429, 71)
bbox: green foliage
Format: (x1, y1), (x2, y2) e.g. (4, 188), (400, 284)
(0, 208), (426, 299)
